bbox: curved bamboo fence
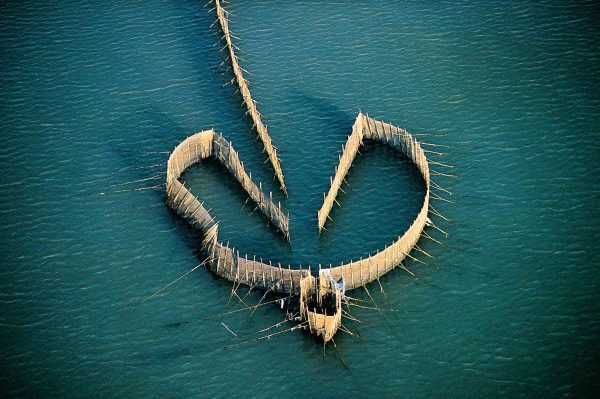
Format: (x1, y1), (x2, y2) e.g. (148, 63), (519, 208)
(166, 129), (307, 294)
(166, 112), (430, 293)
(166, 112), (431, 340)
(317, 112), (431, 290)
(165, 1), (436, 341)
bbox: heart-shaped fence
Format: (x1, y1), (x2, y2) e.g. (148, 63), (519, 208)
(166, 111), (432, 341)
(162, 0), (450, 343)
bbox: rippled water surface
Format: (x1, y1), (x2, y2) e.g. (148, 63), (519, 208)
(1, 0), (599, 397)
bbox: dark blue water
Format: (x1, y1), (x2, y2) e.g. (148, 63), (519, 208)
(1, 1), (599, 397)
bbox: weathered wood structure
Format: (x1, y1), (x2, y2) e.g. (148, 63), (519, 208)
(214, 0), (287, 195)
(162, 0), (444, 342)
(165, 112), (432, 341)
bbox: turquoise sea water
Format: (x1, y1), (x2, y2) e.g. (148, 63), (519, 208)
(1, 0), (599, 397)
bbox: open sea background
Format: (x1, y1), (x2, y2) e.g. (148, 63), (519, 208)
(1, 0), (599, 397)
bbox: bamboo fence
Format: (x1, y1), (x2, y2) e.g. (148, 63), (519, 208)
(165, 112), (431, 294)
(214, 0), (287, 195)
(164, 0), (442, 342)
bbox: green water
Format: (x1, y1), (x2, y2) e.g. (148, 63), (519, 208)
(1, 0), (599, 397)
